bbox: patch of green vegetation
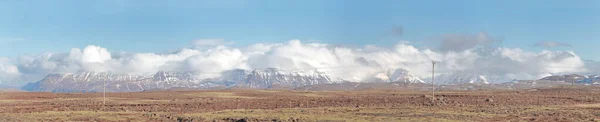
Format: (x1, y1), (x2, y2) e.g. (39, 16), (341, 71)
(520, 106), (560, 113)
(118, 99), (172, 104)
(290, 91), (327, 97)
(256, 90), (281, 93)
(181, 107), (486, 122)
(183, 108), (356, 121)
(0, 111), (145, 121)
(0, 99), (34, 103)
(419, 109), (501, 117)
(253, 90), (329, 97)
(571, 103), (600, 108)
(185, 92), (255, 99)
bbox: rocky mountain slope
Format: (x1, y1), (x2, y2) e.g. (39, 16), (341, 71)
(540, 74), (587, 82)
(22, 68), (345, 92)
(431, 73), (494, 85)
(23, 67), (599, 92)
(372, 69), (425, 83)
(538, 74), (600, 84)
(576, 75), (600, 84)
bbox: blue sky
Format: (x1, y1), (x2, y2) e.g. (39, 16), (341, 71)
(1, 0), (599, 60)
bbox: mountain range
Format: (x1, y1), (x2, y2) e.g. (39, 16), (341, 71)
(22, 68), (346, 92)
(21, 67), (599, 92)
(23, 68), (434, 92)
(539, 74), (600, 84)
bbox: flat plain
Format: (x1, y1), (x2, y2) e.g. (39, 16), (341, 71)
(1, 87), (600, 122)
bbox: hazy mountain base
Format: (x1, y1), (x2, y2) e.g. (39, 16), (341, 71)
(23, 78), (595, 93)
(20, 68), (428, 92)
(20, 68), (600, 93)
(21, 69), (342, 92)
(298, 80), (588, 91)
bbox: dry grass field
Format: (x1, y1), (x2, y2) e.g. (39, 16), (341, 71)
(1, 87), (600, 122)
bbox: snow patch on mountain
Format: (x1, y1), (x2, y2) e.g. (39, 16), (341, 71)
(431, 73), (497, 85)
(576, 74), (600, 84)
(22, 68), (346, 92)
(371, 68), (425, 83)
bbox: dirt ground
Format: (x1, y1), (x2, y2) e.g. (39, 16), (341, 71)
(1, 86), (600, 122)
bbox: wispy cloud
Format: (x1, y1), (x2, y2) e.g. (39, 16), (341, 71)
(534, 41), (572, 48)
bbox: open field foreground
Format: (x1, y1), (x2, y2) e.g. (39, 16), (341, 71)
(2, 87), (600, 122)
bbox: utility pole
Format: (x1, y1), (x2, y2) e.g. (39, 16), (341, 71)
(103, 79), (106, 110)
(432, 61), (436, 104)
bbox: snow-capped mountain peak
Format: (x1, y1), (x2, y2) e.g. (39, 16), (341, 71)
(22, 68), (346, 92)
(433, 73), (492, 85)
(153, 71), (199, 82)
(576, 74), (600, 84)
(239, 68), (341, 88)
(372, 68), (425, 83)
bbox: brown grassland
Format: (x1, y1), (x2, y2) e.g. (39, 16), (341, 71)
(1, 86), (600, 122)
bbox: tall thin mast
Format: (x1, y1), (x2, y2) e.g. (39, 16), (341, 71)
(432, 61), (436, 104)
(103, 79), (106, 110)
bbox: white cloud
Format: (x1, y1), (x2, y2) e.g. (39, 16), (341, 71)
(80, 45), (112, 63)
(0, 58), (20, 83)
(0, 37), (594, 85)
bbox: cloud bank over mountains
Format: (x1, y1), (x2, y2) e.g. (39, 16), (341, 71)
(534, 41), (572, 48)
(0, 35), (595, 85)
